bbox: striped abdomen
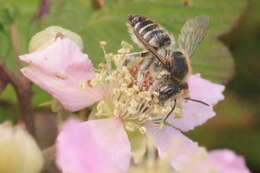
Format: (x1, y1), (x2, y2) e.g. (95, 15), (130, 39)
(128, 14), (172, 49)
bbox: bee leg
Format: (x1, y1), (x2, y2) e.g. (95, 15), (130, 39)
(163, 99), (176, 124)
(137, 57), (155, 87)
(122, 51), (149, 66)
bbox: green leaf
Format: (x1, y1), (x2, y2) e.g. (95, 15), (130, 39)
(0, 0), (246, 105)
(0, 23), (11, 58)
(0, 90), (17, 123)
(0, 0), (40, 105)
(0, 2), (19, 26)
(43, 0), (246, 83)
(86, 0), (244, 82)
(0, 8), (14, 26)
(0, 2), (18, 58)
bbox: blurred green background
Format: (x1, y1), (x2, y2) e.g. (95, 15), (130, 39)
(0, 0), (259, 172)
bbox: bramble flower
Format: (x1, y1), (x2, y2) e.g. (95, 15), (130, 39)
(19, 27), (106, 111)
(28, 26), (84, 53)
(20, 27), (224, 127)
(208, 150), (251, 173)
(171, 73), (225, 131)
(19, 27), (250, 173)
(0, 122), (43, 173)
(56, 118), (131, 173)
(57, 119), (251, 173)
(146, 122), (251, 173)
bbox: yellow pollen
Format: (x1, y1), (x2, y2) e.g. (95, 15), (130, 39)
(79, 80), (86, 90)
(91, 41), (185, 130)
(138, 126), (146, 134)
(118, 41), (133, 54)
(99, 41), (107, 47)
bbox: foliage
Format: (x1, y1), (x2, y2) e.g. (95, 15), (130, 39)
(1, 0), (260, 172)
(0, 0), (246, 107)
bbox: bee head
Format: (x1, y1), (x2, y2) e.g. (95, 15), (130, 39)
(159, 83), (188, 102)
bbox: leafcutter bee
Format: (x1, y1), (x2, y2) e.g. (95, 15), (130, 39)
(123, 14), (210, 123)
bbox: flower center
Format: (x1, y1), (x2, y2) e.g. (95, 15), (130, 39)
(91, 41), (183, 131)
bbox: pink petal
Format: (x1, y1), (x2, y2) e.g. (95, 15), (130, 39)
(20, 38), (105, 111)
(21, 66), (104, 111)
(56, 118), (131, 173)
(20, 38), (94, 84)
(145, 122), (202, 171)
(172, 74), (225, 131)
(209, 150), (251, 173)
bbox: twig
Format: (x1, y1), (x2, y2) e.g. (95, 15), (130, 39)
(9, 24), (21, 67)
(32, 0), (52, 22)
(42, 145), (60, 173)
(0, 61), (35, 137)
(0, 62), (19, 84)
(0, 67), (9, 92)
(1, 22), (35, 136)
(17, 76), (35, 136)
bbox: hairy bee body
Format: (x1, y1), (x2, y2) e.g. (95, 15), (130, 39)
(124, 14), (209, 106)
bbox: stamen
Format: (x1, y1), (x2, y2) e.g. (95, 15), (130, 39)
(118, 41), (133, 54)
(99, 41), (107, 48)
(92, 42), (186, 131)
(138, 126), (146, 134)
(79, 80), (86, 90)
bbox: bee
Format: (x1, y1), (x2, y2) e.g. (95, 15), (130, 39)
(123, 14), (210, 123)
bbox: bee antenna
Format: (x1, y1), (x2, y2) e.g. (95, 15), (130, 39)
(184, 98), (209, 106)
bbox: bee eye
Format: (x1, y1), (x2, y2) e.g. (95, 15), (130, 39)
(173, 51), (183, 57)
(159, 84), (182, 101)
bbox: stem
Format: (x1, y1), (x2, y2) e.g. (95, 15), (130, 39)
(0, 61), (35, 137)
(42, 146), (60, 173)
(32, 0), (52, 22)
(0, 62), (18, 85)
(4, 23), (36, 136)
(0, 67), (9, 92)
(9, 24), (21, 67)
(16, 76), (35, 136)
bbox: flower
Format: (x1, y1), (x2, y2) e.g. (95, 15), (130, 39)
(208, 150), (251, 173)
(20, 27), (249, 173)
(0, 122), (43, 173)
(54, 48), (226, 173)
(56, 118), (251, 173)
(171, 74), (225, 131)
(52, 39), (249, 172)
(56, 118), (131, 173)
(20, 31), (231, 172)
(20, 36), (106, 111)
(28, 26), (84, 53)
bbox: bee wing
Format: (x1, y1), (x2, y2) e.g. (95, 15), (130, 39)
(177, 16), (209, 57)
(132, 28), (170, 68)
